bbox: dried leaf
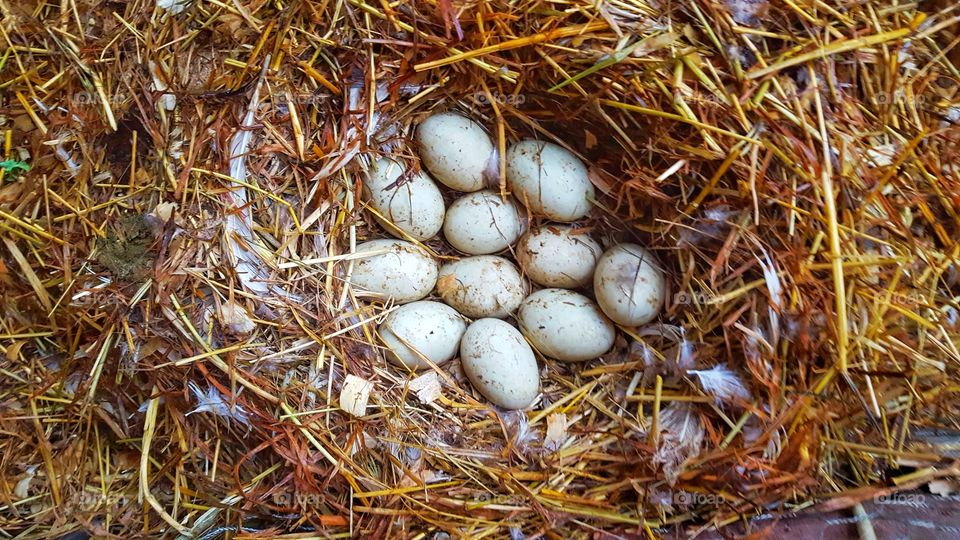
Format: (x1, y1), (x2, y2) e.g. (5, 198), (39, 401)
(340, 375), (374, 417)
(408, 372), (441, 404)
(544, 413), (568, 452)
(218, 300), (256, 335)
(151, 202), (178, 223)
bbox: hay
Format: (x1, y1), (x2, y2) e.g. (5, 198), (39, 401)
(1, 0), (959, 537)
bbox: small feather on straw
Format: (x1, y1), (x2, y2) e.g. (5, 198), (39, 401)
(224, 54), (297, 302)
(687, 364), (751, 404)
(651, 403), (705, 484)
(186, 382), (250, 425)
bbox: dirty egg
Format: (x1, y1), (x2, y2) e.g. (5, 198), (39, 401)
(350, 239), (438, 304)
(516, 225), (601, 288)
(460, 318), (540, 410)
(593, 243), (666, 326)
(364, 158), (445, 241)
(518, 289), (615, 362)
(443, 190), (525, 255)
(416, 112), (493, 192)
(505, 140), (594, 221)
(436, 256), (526, 318)
(379, 301), (467, 370)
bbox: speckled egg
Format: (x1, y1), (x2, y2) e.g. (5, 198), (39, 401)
(443, 190), (525, 255)
(505, 139), (594, 221)
(379, 301), (467, 370)
(363, 158), (445, 241)
(416, 112), (493, 192)
(460, 318), (540, 409)
(436, 256), (526, 318)
(593, 243), (666, 326)
(516, 225), (601, 288)
(350, 239), (438, 304)
(517, 289), (615, 362)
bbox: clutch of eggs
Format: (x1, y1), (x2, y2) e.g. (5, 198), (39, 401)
(353, 112), (666, 410)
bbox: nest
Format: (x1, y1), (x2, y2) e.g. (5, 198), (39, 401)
(1, 0), (960, 537)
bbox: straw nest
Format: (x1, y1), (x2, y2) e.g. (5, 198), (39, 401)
(1, 0), (959, 537)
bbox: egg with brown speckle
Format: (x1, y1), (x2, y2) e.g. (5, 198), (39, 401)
(443, 190), (525, 255)
(350, 239), (438, 304)
(436, 256), (526, 318)
(417, 112), (493, 192)
(506, 139), (594, 221)
(379, 301), (467, 370)
(460, 318), (540, 409)
(517, 225), (601, 288)
(518, 289), (615, 362)
(593, 243), (666, 326)
(363, 158), (445, 241)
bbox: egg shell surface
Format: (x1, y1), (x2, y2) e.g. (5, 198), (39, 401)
(460, 318), (540, 409)
(443, 190), (524, 254)
(436, 256), (526, 318)
(417, 112), (493, 192)
(364, 158), (445, 241)
(505, 139), (594, 221)
(517, 289), (616, 362)
(350, 239), (438, 304)
(379, 301), (467, 370)
(593, 243), (666, 326)
(516, 225), (601, 288)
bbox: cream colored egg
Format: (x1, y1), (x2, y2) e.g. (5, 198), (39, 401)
(460, 318), (540, 409)
(593, 243), (666, 326)
(517, 289), (615, 362)
(517, 225), (601, 288)
(443, 190), (524, 254)
(505, 140), (594, 221)
(379, 301), (467, 370)
(364, 158), (445, 241)
(416, 112), (493, 192)
(436, 256), (525, 318)
(350, 239), (438, 304)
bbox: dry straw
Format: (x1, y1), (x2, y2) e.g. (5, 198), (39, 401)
(0, 0), (959, 537)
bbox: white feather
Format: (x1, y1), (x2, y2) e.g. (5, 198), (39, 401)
(223, 55), (298, 302)
(755, 247), (782, 346)
(687, 364), (751, 404)
(187, 382), (250, 425)
(652, 403), (704, 484)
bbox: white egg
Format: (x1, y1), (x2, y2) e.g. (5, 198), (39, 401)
(350, 239), (438, 304)
(379, 301), (467, 370)
(417, 112), (493, 192)
(517, 289), (615, 362)
(460, 318), (539, 409)
(436, 256), (526, 318)
(593, 243), (666, 326)
(517, 225), (601, 288)
(364, 158), (445, 241)
(505, 139), (594, 221)
(443, 190), (525, 255)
